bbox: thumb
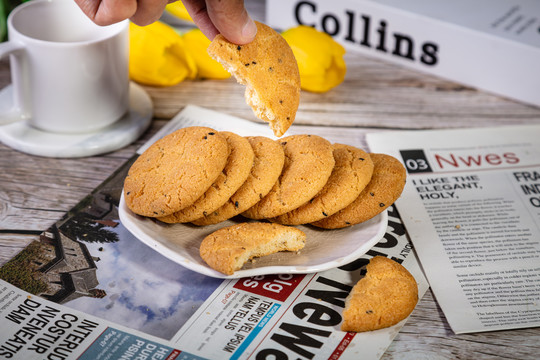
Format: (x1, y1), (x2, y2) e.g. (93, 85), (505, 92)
(206, 0), (257, 44)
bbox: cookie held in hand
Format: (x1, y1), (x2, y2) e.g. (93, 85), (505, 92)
(199, 222), (306, 275)
(207, 21), (300, 137)
(341, 256), (418, 332)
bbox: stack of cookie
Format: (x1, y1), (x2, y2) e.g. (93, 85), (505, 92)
(123, 126), (406, 229)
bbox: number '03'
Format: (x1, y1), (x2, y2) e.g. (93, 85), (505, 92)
(405, 158), (429, 171)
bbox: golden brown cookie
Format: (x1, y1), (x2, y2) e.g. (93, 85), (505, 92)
(124, 127), (229, 217)
(158, 132), (254, 223)
(192, 136), (285, 226)
(272, 144), (374, 225)
(341, 256), (418, 332)
(207, 21), (300, 137)
(200, 222), (306, 275)
(243, 134), (335, 219)
(312, 153), (406, 229)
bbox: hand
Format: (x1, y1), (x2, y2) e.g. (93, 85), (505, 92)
(182, 0), (256, 44)
(75, 0), (257, 44)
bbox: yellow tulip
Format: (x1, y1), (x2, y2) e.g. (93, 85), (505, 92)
(129, 21), (197, 86)
(183, 29), (231, 79)
(165, 2), (193, 22)
(282, 26), (346, 93)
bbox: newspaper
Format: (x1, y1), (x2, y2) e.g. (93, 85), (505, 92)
(0, 105), (429, 359)
(366, 125), (540, 334)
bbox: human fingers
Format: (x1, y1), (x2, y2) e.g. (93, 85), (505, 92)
(181, 0), (220, 41)
(182, 0), (256, 44)
(130, 0), (171, 26)
(75, 0), (137, 26)
(206, 0), (256, 44)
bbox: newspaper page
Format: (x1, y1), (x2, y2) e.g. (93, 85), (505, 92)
(0, 280), (190, 359)
(133, 105), (430, 359)
(170, 205), (424, 360)
(366, 125), (540, 334)
(0, 105), (429, 359)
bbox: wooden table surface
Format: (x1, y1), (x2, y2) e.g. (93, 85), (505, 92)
(1, 1), (540, 358)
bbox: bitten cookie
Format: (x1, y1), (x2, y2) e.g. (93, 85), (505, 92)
(341, 256), (418, 332)
(207, 21), (300, 137)
(200, 222), (306, 275)
(124, 127), (229, 217)
(158, 132), (254, 223)
(272, 144), (374, 225)
(312, 153), (406, 229)
(192, 136), (285, 226)
(243, 134), (335, 219)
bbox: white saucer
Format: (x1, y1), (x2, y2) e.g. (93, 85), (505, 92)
(0, 82), (153, 158)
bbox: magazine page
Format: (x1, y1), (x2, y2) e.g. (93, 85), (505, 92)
(366, 125), (540, 334)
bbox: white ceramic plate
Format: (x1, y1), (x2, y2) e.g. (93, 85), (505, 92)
(119, 193), (388, 279)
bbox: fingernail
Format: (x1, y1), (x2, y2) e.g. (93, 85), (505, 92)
(242, 18), (257, 41)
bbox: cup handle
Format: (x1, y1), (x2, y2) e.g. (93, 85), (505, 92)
(0, 40), (27, 125)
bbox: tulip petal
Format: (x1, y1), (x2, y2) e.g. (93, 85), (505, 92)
(129, 21), (197, 87)
(282, 25), (346, 93)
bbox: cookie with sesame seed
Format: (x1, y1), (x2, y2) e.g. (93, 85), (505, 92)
(243, 134), (335, 219)
(200, 222), (306, 276)
(207, 21), (300, 137)
(192, 136), (285, 226)
(272, 144), (374, 225)
(158, 131), (255, 223)
(341, 256), (418, 332)
(312, 153), (406, 229)
(123, 126), (229, 218)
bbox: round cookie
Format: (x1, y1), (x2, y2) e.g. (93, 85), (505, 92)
(200, 222), (306, 275)
(124, 127), (229, 217)
(312, 153), (406, 229)
(242, 134), (335, 219)
(272, 144), (374, 225)
(192, 136), (285, 226)
(207, 21), (300, 137)
(158, 132), (255, 223)
(341, 256), (418, 332)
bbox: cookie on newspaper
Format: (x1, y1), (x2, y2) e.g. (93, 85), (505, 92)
(341, 256), (418, 332)
(159, 132), (254, 223)
(272, 144), (374, 225)
(207, 21), (300, 137)
(243, 134), (335, 219)
(312, 153), (406, 229)
(192, 136), (285, 226)
(124, 127), (229, 217)
(200, 222), (306, 275)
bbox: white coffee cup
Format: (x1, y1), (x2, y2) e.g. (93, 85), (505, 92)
(0, 0), (129, 134)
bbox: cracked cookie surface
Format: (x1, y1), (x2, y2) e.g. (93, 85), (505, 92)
(159, 131), (254, 223)
(192, 136), (285, 226)
(341, 256), (418, 332)
(272, 144), (374, 225)
(123, 126), (229, 217)
(200, 222), (306, 275)
(312, 153), (406, 229)
(243, 134), (335, 219)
